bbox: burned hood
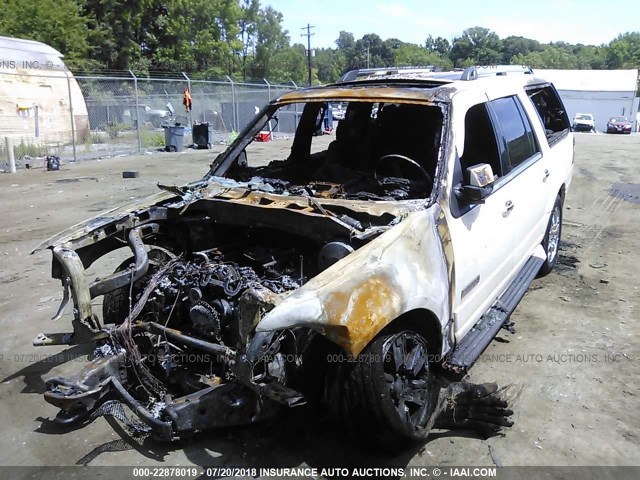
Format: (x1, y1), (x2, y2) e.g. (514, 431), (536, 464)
(32, 190), (179, 253)
(33, 177), (421, 253)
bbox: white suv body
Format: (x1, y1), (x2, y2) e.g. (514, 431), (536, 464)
(258, 71), (574, 364)
(34, 66), (573, 446)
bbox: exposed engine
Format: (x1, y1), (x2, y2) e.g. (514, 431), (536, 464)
(144, 250), (299, 341)
(112, 243), (306, 400)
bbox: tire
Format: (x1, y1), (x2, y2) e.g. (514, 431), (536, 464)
(538, 195), (563, 276)
(102, 257), (137, 325)
(338, 330), (439, 449)
(102, 248), (173, 324)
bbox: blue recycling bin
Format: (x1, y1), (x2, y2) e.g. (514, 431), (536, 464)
(163, 125), (185, 152)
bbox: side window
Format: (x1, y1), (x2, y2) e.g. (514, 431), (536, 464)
(526, 85), (570, 145)
(490, 96), (540, 174)
(460, 103), (501, 179)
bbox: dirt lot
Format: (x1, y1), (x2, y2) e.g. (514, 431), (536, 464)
(0, 134), (638, 470)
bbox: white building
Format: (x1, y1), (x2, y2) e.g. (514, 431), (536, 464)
(537, 69), (639, 132)
(0, 36), (89, 146)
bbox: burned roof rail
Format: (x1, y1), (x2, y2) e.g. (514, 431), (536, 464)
(338, 66), (442, 83)
(460, 65), (534, 81)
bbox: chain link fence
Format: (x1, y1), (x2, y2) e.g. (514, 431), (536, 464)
(1, 70), (298, 170)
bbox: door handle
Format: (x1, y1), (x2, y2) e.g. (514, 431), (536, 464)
(543, 169), (550, 181)
(503, 200), (514, 217)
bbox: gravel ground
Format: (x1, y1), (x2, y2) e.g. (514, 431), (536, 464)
(0, 133), (638, 471)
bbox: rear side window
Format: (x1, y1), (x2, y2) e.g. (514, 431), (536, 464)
(490, 96), (539, 174)
(526, 85), (571, 145)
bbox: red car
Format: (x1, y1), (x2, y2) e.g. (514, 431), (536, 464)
(606, 116), (633, 134)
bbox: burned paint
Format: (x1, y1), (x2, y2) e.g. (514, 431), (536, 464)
(257, 207), (450, 356)
(323, 275), (401, 354)
(276, 86), (442, 106)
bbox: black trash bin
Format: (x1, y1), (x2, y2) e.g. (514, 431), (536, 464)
(163, 125), (185, 152)
(192, 122), (213, 149)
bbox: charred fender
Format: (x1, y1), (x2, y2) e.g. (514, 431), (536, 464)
(257, 205), (451, 356)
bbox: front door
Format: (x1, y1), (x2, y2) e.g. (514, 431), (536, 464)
(446, 94), (546, 339)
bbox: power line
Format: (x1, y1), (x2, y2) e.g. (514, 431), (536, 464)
(301, 24), (315, 86)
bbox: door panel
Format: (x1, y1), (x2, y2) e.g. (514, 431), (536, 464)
(448, 94), (548, 339)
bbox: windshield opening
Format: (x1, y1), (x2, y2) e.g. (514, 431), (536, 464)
(221, 100), (443, 201)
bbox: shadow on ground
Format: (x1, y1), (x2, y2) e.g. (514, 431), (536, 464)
(33, 399), (493, 478)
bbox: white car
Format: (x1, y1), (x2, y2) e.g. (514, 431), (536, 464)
(33, 65), (573, 449)
(572, 112), (595, 132)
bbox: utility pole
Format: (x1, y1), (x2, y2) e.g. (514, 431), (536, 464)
(301, 24), (315, 86)
(358, 43), (370, 68)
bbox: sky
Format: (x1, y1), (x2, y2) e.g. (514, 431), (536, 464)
(266, 0), (639, 49)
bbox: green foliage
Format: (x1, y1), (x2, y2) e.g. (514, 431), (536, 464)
(80, 131), (104, 151)
(394, 44), (452, 70)
(0, 0), (91, 68)
(105, 121), (127, 139)
(425, 35), (451, 56)
(1, 0), (639, 85)
(12, 139), (50, 159)
(140, 128), (165, 148)
(606, 32), (640, 69)
(451, 27), (502, 67)
(315, 48), (347, 84)
(501, 36), (543, 64)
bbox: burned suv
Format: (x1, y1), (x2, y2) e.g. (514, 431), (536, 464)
(33, 65), (573, 448)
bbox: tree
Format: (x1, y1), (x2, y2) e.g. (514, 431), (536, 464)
(512, 46), (578, 69)
(238, 0), (260, 80)
(353, 33), (394, 68)
(335, 31), (359, 71)
(450, 27), (502, 66)
(315, 47), (346, 83)
(573, 44), (607, 69)
(250, 6), (289, 79)
(425, 35), (451, 56)
(606, 32), (640, 68)
(394, 43), (452, 70)
(268, 43), (309, 83)
(336, 31), (355, 50)
(82, 0), (173, 71)
(0, 0), (92, 68)
(501, 36), (542, 64)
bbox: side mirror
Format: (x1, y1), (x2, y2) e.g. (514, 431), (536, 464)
(455, 184), (493, 204)
(455, 163), (496, 204)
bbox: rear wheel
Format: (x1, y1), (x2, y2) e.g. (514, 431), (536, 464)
(338, 330), (439, 449)
(539, 195), (563, 276)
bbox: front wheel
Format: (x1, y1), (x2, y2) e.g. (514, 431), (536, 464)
(539, 195), (563, 276)
(338, 330), (439, 449)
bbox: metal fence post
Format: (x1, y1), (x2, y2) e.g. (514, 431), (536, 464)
(65, 70), (77, 162)
(226, 75), (238, 132)
(5, 137), (16, 173)
(129, 70), (142, 152)
(291, 81), (299, 132)
(264, 78), (271, 101)
(182, 72), (193, 145)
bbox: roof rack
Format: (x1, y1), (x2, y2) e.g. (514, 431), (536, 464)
(460, 65), (534, 81)
(339, 66), (442, 83)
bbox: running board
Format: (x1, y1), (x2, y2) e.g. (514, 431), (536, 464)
(445, 254), (545, 370)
